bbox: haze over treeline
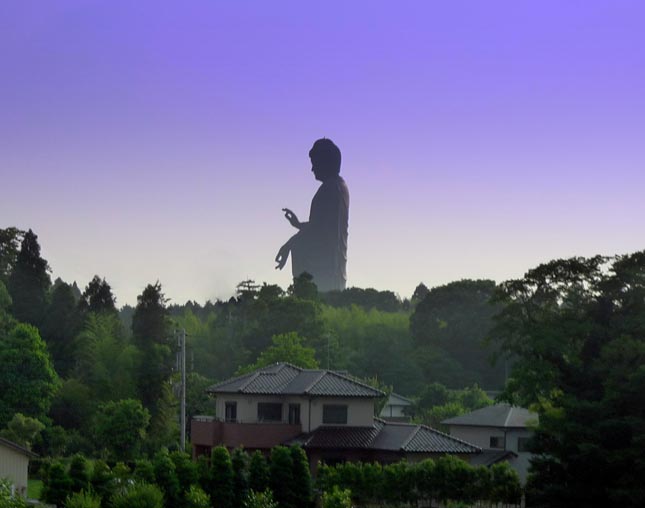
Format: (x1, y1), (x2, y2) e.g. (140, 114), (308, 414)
(3, 226), (645, 507)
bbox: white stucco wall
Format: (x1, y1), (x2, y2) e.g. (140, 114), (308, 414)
(214, 395), (375, 432)
(448, 425), (534, 483)
(0, 444), (29, 497)
(448, 425), (506, 449)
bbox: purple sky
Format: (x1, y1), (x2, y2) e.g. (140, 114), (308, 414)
(2, 1), (644, 305)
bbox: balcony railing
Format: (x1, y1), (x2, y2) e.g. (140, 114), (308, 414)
(191, 417), (303, 450)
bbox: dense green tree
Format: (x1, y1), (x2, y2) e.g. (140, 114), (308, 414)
(49, 378), (94, 430)
(7, 229), (51, 327)
(288, 272), (318, 301)
(231, 448), (249, 508)
(289, 446), (312, 508)
(90, 460), (114, 501)
(489, 462), (522, 505)
(132, 283), (173, 422)
(93, 399), (150, 461)
(78, 275), (117, 315)
(153, 449), (181, 508)
(269, 446), (294, 508)
(321, 287), (402, 312)
(73, 313), (137, 403)
(411, 282), (430, 303)
(248, 451), (270, 494)
(185, 372), (215, 439)
(491, 252), (645, 507)
(41, 281), (82, 377)
(170, 450), (198, 500)
(0, 227), (24, 285)
(134, 459), (156, 484)
(410, 279), (505, 388)
(0, 323), (58, 426)
(209, 446), (234, 508)
(42, 461), (72, 507)
(238, 332), (319, 374)
(0, 413), (44, 449)
(68, 454), (91, 493)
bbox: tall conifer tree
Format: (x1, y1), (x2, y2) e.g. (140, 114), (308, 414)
(131, 282), (172, 420)
(8, 229), (51, 327)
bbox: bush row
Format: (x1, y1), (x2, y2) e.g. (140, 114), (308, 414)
(317, 455), (522, 506)
(38, 445), (311, 508)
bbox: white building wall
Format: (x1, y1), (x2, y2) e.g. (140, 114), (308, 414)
(309, 397), (374, 430)
(214, 395), (374, 432)
(448, 425), (505, 449)
(448, 425), (534, 484)
(0, 444), (30, 497)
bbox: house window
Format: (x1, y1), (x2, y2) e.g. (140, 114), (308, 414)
(323, 404), (348, 424)
(288, 404), (301, 425)
(257, 403), (282, 422)
(517, 437), (531, 452)
(490, 436), (504, 449)
(225, 402), (237, 422)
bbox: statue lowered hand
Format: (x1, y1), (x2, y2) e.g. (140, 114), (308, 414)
(275, 242), (290, 270)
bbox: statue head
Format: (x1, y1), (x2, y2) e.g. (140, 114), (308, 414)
(309, 138), (341, 181)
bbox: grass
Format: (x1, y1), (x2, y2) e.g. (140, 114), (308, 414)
(27, 479), (43, 500)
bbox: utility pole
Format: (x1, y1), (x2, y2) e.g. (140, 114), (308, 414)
(180, 328), (187, 451)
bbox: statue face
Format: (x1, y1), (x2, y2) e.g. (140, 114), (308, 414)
(311, 156), (332, 182)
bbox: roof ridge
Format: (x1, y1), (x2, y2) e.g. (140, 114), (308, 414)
(324, 370), (385, 396)
(418, 424), (482, 451)
(276, 361), (304, 372)
(303, 371), (328, 394)
(239, 371), (261, 391)
(400, 425), (422, 450)
(503, 406), (514, 427)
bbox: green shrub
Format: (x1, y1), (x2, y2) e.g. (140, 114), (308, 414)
(248, 451), (269, 494)
(42, 461), (72, 507)
(209, 446), (234, 508)
(184, 485), (211, 508)
(69, 454), (91, 493)
(231, 448), (249, 508)
(289, 446), (312, 508)
(133, 460), (156, 484)
(269, 446), (293, 508)
(153, 450), (180, 508)
(64, 490), (101, 508)
(322, 486), (352, 508)
(0, 478), (27, 508)
(243, 490), (278, 508)
(111, 483), (164, 508)
(90, 460), (114, 502)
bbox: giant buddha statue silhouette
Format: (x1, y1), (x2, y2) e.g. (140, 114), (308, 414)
(275, 138), (349, 292)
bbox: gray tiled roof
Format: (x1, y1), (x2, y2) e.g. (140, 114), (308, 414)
(469, 449), (517, 466)
(442, 404), (538, 428)
(293, 418), (480, 454)
(207, 363), (383, 398)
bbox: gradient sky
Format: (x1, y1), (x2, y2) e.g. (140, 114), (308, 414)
(2, 1), (644, 306)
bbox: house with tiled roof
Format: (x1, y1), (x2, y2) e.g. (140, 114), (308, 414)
(191, 363), (480, 470)
(379, 392), (413, 421)
(0, 437), (37, 498)
(442, 403), (538, 483)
